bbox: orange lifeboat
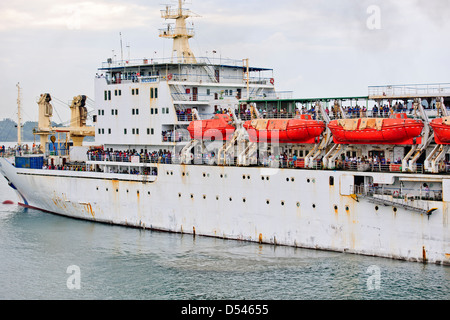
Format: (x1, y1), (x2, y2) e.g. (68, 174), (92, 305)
(243, 115), (325, 144)
(328, 113), (424, 145)
(187, 114), (235, 141)
(430, 116), (450, 144)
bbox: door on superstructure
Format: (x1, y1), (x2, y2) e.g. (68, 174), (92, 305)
(215, 69), (220, 83)
(193, 87), (198, 101)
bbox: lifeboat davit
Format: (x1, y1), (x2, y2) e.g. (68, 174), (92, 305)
(187, 114), (235, 141)
(243, 115), (325, 144)
(430, 116), (450, 144)
(328, 113), (424, 145)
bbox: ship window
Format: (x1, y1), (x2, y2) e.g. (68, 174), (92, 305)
(155, 88), (158, 98)
(98, 129), (101, 134)
(150, 88), (154, 99)
(124, 129), (127, 134)
(147, 128), (150, 135)
(151, 128), (154, 135)
(111, 109), (114, 115)
(136, 109), (139, 115)
(136, 88), (139, 95)
(132, 109), (135, 115)
(155, 108), (158, 114)
(108, 129), (111, 134)
(118, 90), (121, 96)
(108, 91), (111, 100)
(132, 128), (135, 134)
(132, 89), (135, 95)
(115, 109), (118, 115)
(104, 91), (107, 100)
(136, 128), (139, 135)
(329, 176), (334, 186)
(151, 108), (153, 115)
(207, 89), (210, 96)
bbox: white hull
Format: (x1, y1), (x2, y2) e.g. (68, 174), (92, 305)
(1, 157), (449, 265)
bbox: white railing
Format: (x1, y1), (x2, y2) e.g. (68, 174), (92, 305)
(368, 83), (450, 97)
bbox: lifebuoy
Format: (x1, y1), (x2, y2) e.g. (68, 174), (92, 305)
(167, 73), (173, 80)
(270, 78), (274, 85)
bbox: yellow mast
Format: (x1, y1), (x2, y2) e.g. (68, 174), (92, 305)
(159, 0), (198, 64)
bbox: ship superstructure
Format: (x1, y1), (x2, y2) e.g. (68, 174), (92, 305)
(1, 1), (449, 266)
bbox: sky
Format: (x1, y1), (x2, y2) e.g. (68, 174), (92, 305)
(0, 0), (449, 123)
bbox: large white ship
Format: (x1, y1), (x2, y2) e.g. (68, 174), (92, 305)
(1, 1), (449, 266)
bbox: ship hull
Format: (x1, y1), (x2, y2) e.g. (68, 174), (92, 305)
(1, 157), (449, 265)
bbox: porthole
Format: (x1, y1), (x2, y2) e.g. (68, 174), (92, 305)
(312, 204), (316, 208)
(203, 195), (206, 200)
(261, 176), (265, 181)
(178, 193), (181, 198)
(229, 197), (232, 201)
(243, 198), (246, 203)
(334, 205), (338, 210)
(116, 189), (118, 192)
(345, 206), (349, 211)
(137, 191), (139, 195)
(247, 175), (250, 179)
(266, 200), (270, 204)
(291, 178), (294, 182)
(243, 175), (246, 179)
(190, 194), (194, 199)
(266, 177), (269, 181)
(329, 176), (334, 186)
(393, 207), (397, 212)
(216, 196), (219, 200)
(296, 202), (300, 207)
(148, 191), (150, 195)
(281, 201), (285, 206)
(307, 179), (310, 183)
(203, 173), (206, 177)
(96, 187), (99, 190)
(286, 178), (289, 182)
(106, 188), (108, 191)
(375, 206), (379, 211)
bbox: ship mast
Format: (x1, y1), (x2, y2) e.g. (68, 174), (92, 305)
(160, 0), (198, 64)
(16, 82), (22, 146)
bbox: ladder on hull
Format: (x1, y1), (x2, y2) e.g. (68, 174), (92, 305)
(357, 193), (436, 216)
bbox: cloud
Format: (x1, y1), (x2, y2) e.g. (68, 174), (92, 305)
(0, 1), (156, 32)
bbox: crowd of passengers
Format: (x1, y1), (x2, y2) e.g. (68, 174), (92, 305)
(87, 148), (173, 164)
(235, 102), (416, 121)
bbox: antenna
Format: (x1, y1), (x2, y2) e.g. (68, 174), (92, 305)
(16, 82), (22, 146)
(120, 32), (124, 63)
